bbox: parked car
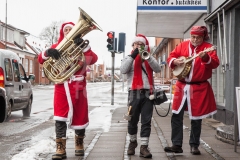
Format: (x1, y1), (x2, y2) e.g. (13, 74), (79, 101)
(0, 49), (33, 122)
(0, 87), (7, 122)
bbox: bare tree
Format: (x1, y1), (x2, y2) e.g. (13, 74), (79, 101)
(39, 21), (63, 47)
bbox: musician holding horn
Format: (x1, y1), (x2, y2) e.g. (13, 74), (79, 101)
(120, 34), (161, 158)
(164, 26), (219, 155)
(38, 22), (98, 160)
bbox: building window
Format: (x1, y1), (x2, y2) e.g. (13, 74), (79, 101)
(29, 60), (33, 73)
(0, 25), (2, 40)
(8, 29), (14, 43)
(25, 59), (28, 74)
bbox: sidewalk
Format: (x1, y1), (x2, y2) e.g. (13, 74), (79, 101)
(53, 106), (239, 160)
(41, 88), (240, 160)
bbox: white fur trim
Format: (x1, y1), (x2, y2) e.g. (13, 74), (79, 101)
(70, 122), (89, 129)
(132, 37), (146, 45)
(201, 56), (211, 64)
(190, 110), (217, 120)
(168, 58), (176, 68)
(69, 75), (84, 83)
(145, 45), (148, 51)
(42, 50), (49, 60)
(54, 116), (68, 121)
(64, 81), (74, 128)
(83, 44), (91, 52)
(63, 24), (74, 31)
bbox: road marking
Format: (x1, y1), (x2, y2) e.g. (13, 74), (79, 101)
(82, 131), (102, 160)
(152, 118), (176, 160)
(124, 134), (131, 160)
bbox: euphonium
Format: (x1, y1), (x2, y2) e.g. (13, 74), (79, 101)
(43, 7), (102, 84)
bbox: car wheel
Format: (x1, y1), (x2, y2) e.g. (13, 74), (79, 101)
(7, 101), (12, 119)
(23, 98), (32, 117)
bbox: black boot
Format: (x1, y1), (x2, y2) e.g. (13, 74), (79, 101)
(127, 140), (138, 155)
(190, 147), (201, 155)
(75, 135), (85, 156)
(164, 145), (183, 153)
(140, 145), (152, 158)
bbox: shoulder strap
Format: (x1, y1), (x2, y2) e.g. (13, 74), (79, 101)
(141, 66), (148, 77)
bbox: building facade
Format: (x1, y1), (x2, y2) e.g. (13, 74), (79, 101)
(136, 0), (240, 125)
(0, 21), (36, 79)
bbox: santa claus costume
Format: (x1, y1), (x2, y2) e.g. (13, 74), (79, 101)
(165, 26), (219, 154)
(38, 22), (98, 159)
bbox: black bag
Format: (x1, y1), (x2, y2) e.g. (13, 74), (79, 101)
(153, 90), (168, 105)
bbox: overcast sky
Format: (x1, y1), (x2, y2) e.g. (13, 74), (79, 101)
(0, 0), (155, 67)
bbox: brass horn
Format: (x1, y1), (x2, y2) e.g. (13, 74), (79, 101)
(42, 8), (102, 84)
(139, 46), (150, 60)
(141, 51), (150, 60)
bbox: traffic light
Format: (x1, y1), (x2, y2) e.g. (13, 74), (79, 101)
(107, 31), (115, 52)
(118, 32), (126, 53)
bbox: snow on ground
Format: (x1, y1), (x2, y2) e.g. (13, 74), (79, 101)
(11, 104), (117, 160)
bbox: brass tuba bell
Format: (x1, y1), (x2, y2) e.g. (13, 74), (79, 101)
(43, 7), (102, 84)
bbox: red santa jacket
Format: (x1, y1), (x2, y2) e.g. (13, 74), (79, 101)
(38, 43), (98, 89)
(167, 40), (219, 119)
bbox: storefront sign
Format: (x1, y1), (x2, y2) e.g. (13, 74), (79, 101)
(137, 0), (207, 12)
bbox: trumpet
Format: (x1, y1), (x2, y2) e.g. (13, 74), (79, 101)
(139, 46), (150, 60)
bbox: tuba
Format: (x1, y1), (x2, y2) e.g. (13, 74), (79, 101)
(43, 7), (102, 84)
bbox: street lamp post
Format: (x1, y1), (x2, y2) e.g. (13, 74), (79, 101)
(5, 0), (7, 48)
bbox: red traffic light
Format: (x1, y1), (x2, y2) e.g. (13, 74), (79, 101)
(107, 32), (114, 39)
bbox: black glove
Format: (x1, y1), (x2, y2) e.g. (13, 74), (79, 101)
(74, 37), (84, 45)
(46, 48), (61, 60)
(130, 48), (139, 59)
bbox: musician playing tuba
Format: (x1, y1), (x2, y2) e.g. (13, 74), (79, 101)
(38, 22), (98, 160)
(164, 26), (219, 155)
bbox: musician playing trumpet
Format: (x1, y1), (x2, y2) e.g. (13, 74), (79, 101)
(120, 34), (161, 158)
(164, 26), (220, 155)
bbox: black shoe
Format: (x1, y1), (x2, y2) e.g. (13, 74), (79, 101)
(190, 147), (201, 155)
(127, 140), (138, 155)
(140, 145), (152, 158)
(164, 145), (183, 153)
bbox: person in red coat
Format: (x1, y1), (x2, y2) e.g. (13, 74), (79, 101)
(38, 22), (98, 160)
(164, 26), (219, 155)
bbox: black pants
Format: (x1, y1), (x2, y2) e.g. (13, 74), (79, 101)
(128, 90), (154, 137)
(171, 100), (202, 147)
(55, 121), (85, 138)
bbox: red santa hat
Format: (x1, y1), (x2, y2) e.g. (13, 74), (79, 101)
(132, 34), (150, 52)
(190, 26), (209, 41)
(57, 22), (75, 44)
